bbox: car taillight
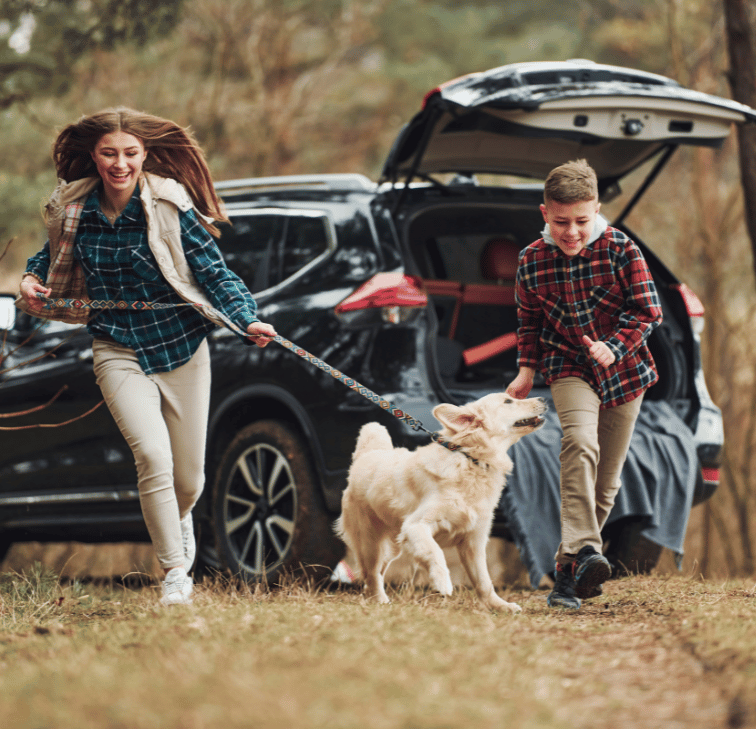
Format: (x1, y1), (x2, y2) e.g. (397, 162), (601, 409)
(335, 273), (428, 325)
(671, 283), (705, 334)
(701, 467), (720, 485)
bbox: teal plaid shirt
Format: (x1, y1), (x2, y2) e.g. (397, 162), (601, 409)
(26, 184), (259, 374)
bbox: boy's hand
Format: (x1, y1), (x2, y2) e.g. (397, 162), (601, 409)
(506, 367), (535, 399)
(582, 335), (616, 368)
(246, 321), (277, 347)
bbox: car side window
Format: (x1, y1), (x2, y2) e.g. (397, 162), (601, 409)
(274, 215), (330, 286)
(217, 215), (284, 294)
(219, 211), (332, 292)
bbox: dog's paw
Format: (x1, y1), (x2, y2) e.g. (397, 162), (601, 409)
(430, 568), (454, 597)
(364, 589), (391, 604)
(484, 595), (522, 613)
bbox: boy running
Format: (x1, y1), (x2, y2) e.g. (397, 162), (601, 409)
(507, 159), (663, 609)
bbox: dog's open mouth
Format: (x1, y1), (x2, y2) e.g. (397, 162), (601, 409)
(514, 416), (545, 428)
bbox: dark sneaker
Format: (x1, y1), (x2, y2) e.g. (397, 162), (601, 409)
(547, 562), (581, 610)
(573, 545), (611, 600)
(579, 582), (603, 600)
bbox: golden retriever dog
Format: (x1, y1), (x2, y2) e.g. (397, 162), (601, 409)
(335, 392), (546, 612)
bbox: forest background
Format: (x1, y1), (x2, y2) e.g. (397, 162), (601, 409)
(0, 0), (754, 580)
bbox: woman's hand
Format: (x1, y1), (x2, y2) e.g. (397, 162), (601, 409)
(19, 277), (51, 312)
(246, 321), (277, 347)
(582, 335), (616, 368)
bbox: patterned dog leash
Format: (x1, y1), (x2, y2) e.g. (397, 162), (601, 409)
(35, 294), (476, 461)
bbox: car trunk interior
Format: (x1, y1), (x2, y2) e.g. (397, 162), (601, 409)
(403, 198), (689, 408)
(404, 201), (543, 398)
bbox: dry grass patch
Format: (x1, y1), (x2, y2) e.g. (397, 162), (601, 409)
(0, 565), (754, 729)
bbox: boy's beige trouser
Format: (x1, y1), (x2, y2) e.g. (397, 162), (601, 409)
(550, 377), (644, 565)
(93, 338), (211, 571)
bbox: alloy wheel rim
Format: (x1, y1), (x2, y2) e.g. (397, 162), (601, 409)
(222, 442), (297, 575)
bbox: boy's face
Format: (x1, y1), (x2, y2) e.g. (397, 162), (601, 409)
(540, 198), (601, 257)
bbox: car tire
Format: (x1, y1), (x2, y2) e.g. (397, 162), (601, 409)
(603, 517), (663, 576)
(193, 521), (223, 578)
(0, 536), (11, 566)
(210, 420), (344, 585)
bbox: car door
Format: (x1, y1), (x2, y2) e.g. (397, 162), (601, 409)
(0, 301), (135, 520)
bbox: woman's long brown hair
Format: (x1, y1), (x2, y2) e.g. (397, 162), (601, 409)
(52, 107), (229, 236)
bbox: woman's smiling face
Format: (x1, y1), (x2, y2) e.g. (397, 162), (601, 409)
(91, 131), (148, 201)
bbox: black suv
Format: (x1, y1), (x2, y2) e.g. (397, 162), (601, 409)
(2, 61), (754, 586)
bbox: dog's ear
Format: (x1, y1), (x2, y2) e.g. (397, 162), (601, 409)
(434, 403), (477, 433)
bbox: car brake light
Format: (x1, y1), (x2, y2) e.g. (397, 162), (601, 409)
(701, 467), (720, 485)
(671, 283), (705, 334)
(335, 273), (428, 325)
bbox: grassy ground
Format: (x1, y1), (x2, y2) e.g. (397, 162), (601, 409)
(1, 566), (755, 729)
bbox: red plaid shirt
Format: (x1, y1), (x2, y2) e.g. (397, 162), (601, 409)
(516, 226), (663, 409)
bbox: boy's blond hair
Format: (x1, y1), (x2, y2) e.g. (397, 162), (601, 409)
(543, 159), (598, 205)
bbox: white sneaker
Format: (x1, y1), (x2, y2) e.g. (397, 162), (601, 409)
(160, 567), (193, 606)
(181, 512), (196, 573)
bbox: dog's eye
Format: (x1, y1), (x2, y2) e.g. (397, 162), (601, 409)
(504, 398), (513, 404)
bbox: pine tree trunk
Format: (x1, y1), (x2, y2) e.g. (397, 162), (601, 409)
(724, 0), (756, 285)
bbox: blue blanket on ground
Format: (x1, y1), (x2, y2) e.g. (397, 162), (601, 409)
(500, 393), (699, 588)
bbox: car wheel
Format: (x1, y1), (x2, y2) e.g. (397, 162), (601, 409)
(210, 420), (344, 584)
(193, 522), (223, 577)
(603, 517), (663, 576)
(0, 536), (11, 565)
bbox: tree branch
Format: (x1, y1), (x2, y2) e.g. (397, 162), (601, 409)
(0, 237), (13, 265)
(0, 327), (87, 376)
(0, 385), (67, 419)
(0, 399), (104, 431)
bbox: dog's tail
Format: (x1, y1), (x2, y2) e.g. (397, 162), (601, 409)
(352, 421), (393, 459)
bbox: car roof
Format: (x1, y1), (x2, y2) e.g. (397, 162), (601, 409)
(216, 174), (377, 200)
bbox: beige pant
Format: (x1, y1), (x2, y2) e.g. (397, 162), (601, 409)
(93, 338), (211, 570)
(550, 377), (644, 565)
